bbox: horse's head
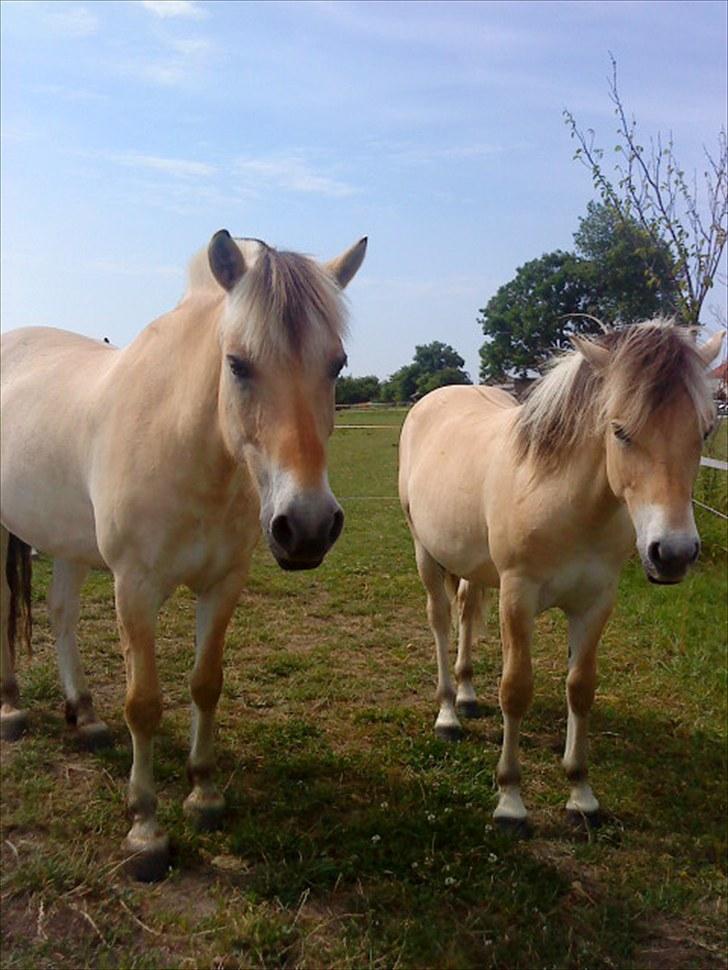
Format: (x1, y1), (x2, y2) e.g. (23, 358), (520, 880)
(573, 325), (724, 584)
(208, 231), (366, 570)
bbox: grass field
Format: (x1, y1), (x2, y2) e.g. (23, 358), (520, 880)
(1, 411), (726, 969)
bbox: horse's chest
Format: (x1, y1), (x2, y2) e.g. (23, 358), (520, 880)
(537, 556), (618, 613)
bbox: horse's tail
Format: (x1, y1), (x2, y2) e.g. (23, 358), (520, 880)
(5, 533), (33, 665)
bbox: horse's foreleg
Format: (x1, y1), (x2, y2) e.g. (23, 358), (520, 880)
(494, 575), (536, 829)
(115, 574), (167, 881)
(563, 597), (614, 823)
(49, 559), (111, 749)
(184, 571), (245, 830)
(455, 581), (487, 719)
(0, 527), (26, 740)
(415, 543), (461, 741)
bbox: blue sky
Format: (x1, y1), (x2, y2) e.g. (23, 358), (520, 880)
(1, 0), (726, 380)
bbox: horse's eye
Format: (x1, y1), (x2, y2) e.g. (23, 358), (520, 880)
(612, 423), (631, 444)
(227, 355), (253, 381)
(330, 354), (348, 380)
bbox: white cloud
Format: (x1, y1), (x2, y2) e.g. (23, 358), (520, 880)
(44, 5), (98, 37)
(140, 0), (207, 19)
(236, 155), (357, 198)
(104, 152), (217, 179)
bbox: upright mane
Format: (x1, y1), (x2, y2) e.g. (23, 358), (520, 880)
(186, 238), (347, 360)
(516, 320), (715, 466)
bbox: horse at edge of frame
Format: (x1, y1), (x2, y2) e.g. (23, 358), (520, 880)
(0, 229), (367, 880)
(399, 320), (723, 832)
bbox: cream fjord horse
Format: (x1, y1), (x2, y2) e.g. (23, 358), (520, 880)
(0, 230), (366, 879)
(399, 321), (723, 830)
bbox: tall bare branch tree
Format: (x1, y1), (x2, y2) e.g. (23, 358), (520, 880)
(564, 54), (727, 326)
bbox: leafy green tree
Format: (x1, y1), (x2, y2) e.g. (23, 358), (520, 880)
(335, 375), (381, 405)
(416, 367), (472, 395)
(478, 250), (598, 381)
(478, 203), (684, 381)
(574, 201), (679, 323)
(381, 342), (471, 402)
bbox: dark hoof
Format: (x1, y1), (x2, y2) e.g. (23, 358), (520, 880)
(0, 709), (28, 742)
(566, 808), (603, 831)
(76, 721), (113, 751)
(183, 791), (225, 832)
(455, 700), (484, 720)
(494, 816), (533, 839)
(122, 833), (171, 883)
(434, 723), (464, 742)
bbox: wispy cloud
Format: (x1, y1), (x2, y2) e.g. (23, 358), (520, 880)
(44, 4), (98, 37)
(235, 155), (357, 198)
(103, 151), (217, 178)
(139, 0), (208, 20)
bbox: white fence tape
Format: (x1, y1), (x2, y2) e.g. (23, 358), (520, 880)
(700, 456), (728, 471)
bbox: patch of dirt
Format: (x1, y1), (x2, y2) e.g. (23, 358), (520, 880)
(634, 915), (727, 969)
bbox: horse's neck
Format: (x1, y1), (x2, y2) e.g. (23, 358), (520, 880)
(556, 433), (620, 525)
(123, 293), (232, 467)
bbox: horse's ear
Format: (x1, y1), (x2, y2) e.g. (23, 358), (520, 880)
(697, 330), (724, 367)
(325, 237), (367, 289)
(208, 230), (246, 291)
(571, 335), (610, 371)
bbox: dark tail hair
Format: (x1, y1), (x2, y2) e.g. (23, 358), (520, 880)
(6, 534), (33, 664)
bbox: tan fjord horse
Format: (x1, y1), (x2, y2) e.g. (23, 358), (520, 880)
(0, 230), (366, 879)
(399, 321), (723, 830)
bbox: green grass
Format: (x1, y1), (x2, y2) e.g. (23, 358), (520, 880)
(1, 410), (726, 969)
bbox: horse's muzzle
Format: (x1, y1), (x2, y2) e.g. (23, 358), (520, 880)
(267, 505), (344, 571)
(643, 535), (700, 585)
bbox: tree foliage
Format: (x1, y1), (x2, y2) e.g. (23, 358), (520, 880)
(335, 375), (381, 405)
(564, 55), (727, 326)
(381, 341), (471, 401)
(478, 203), (683, 381)
(478, 251), (598, 381)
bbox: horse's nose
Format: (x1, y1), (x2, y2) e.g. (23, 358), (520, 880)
(270, 505), (344, 570)
(647, 536), (700, 581)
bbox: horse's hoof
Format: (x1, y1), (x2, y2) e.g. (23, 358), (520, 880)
(76, 721), (113, 751)
(0, 709), (28, 742)
(494, 815), (533, 839)
(566, 808), (603, 831)
(122, 832), (171, 882)
(184, 790), (225, 831)
(434, 723), (464, 742)
(455, 700), (484, 720)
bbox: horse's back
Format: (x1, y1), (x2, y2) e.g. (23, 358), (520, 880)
(1, 327), (117, 563)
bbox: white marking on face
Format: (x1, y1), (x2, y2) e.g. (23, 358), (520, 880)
(629, 502), (699, 582)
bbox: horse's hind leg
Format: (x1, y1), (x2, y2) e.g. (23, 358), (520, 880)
(184, 570), (245, 830)
(455, 580), (487, 719)
(49, 559), (111, 749)
(0, 527), (28, 740)
(415, 542), (462, 741)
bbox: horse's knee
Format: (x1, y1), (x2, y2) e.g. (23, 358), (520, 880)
(125, 688), (162, 737)
(499, 670), (533, 719)
(566, 667), (597, 717)
(190, 666), (223, 713)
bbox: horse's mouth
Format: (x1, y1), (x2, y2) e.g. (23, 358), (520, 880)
(647, 574), (683, 586)
(275, 555), (324, 572)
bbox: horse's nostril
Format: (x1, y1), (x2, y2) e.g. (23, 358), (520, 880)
(648, 540), (662, 566)
(690, 540), (700, 564)
(271, 514), (294, 550)
(329, 508), (344, 545)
